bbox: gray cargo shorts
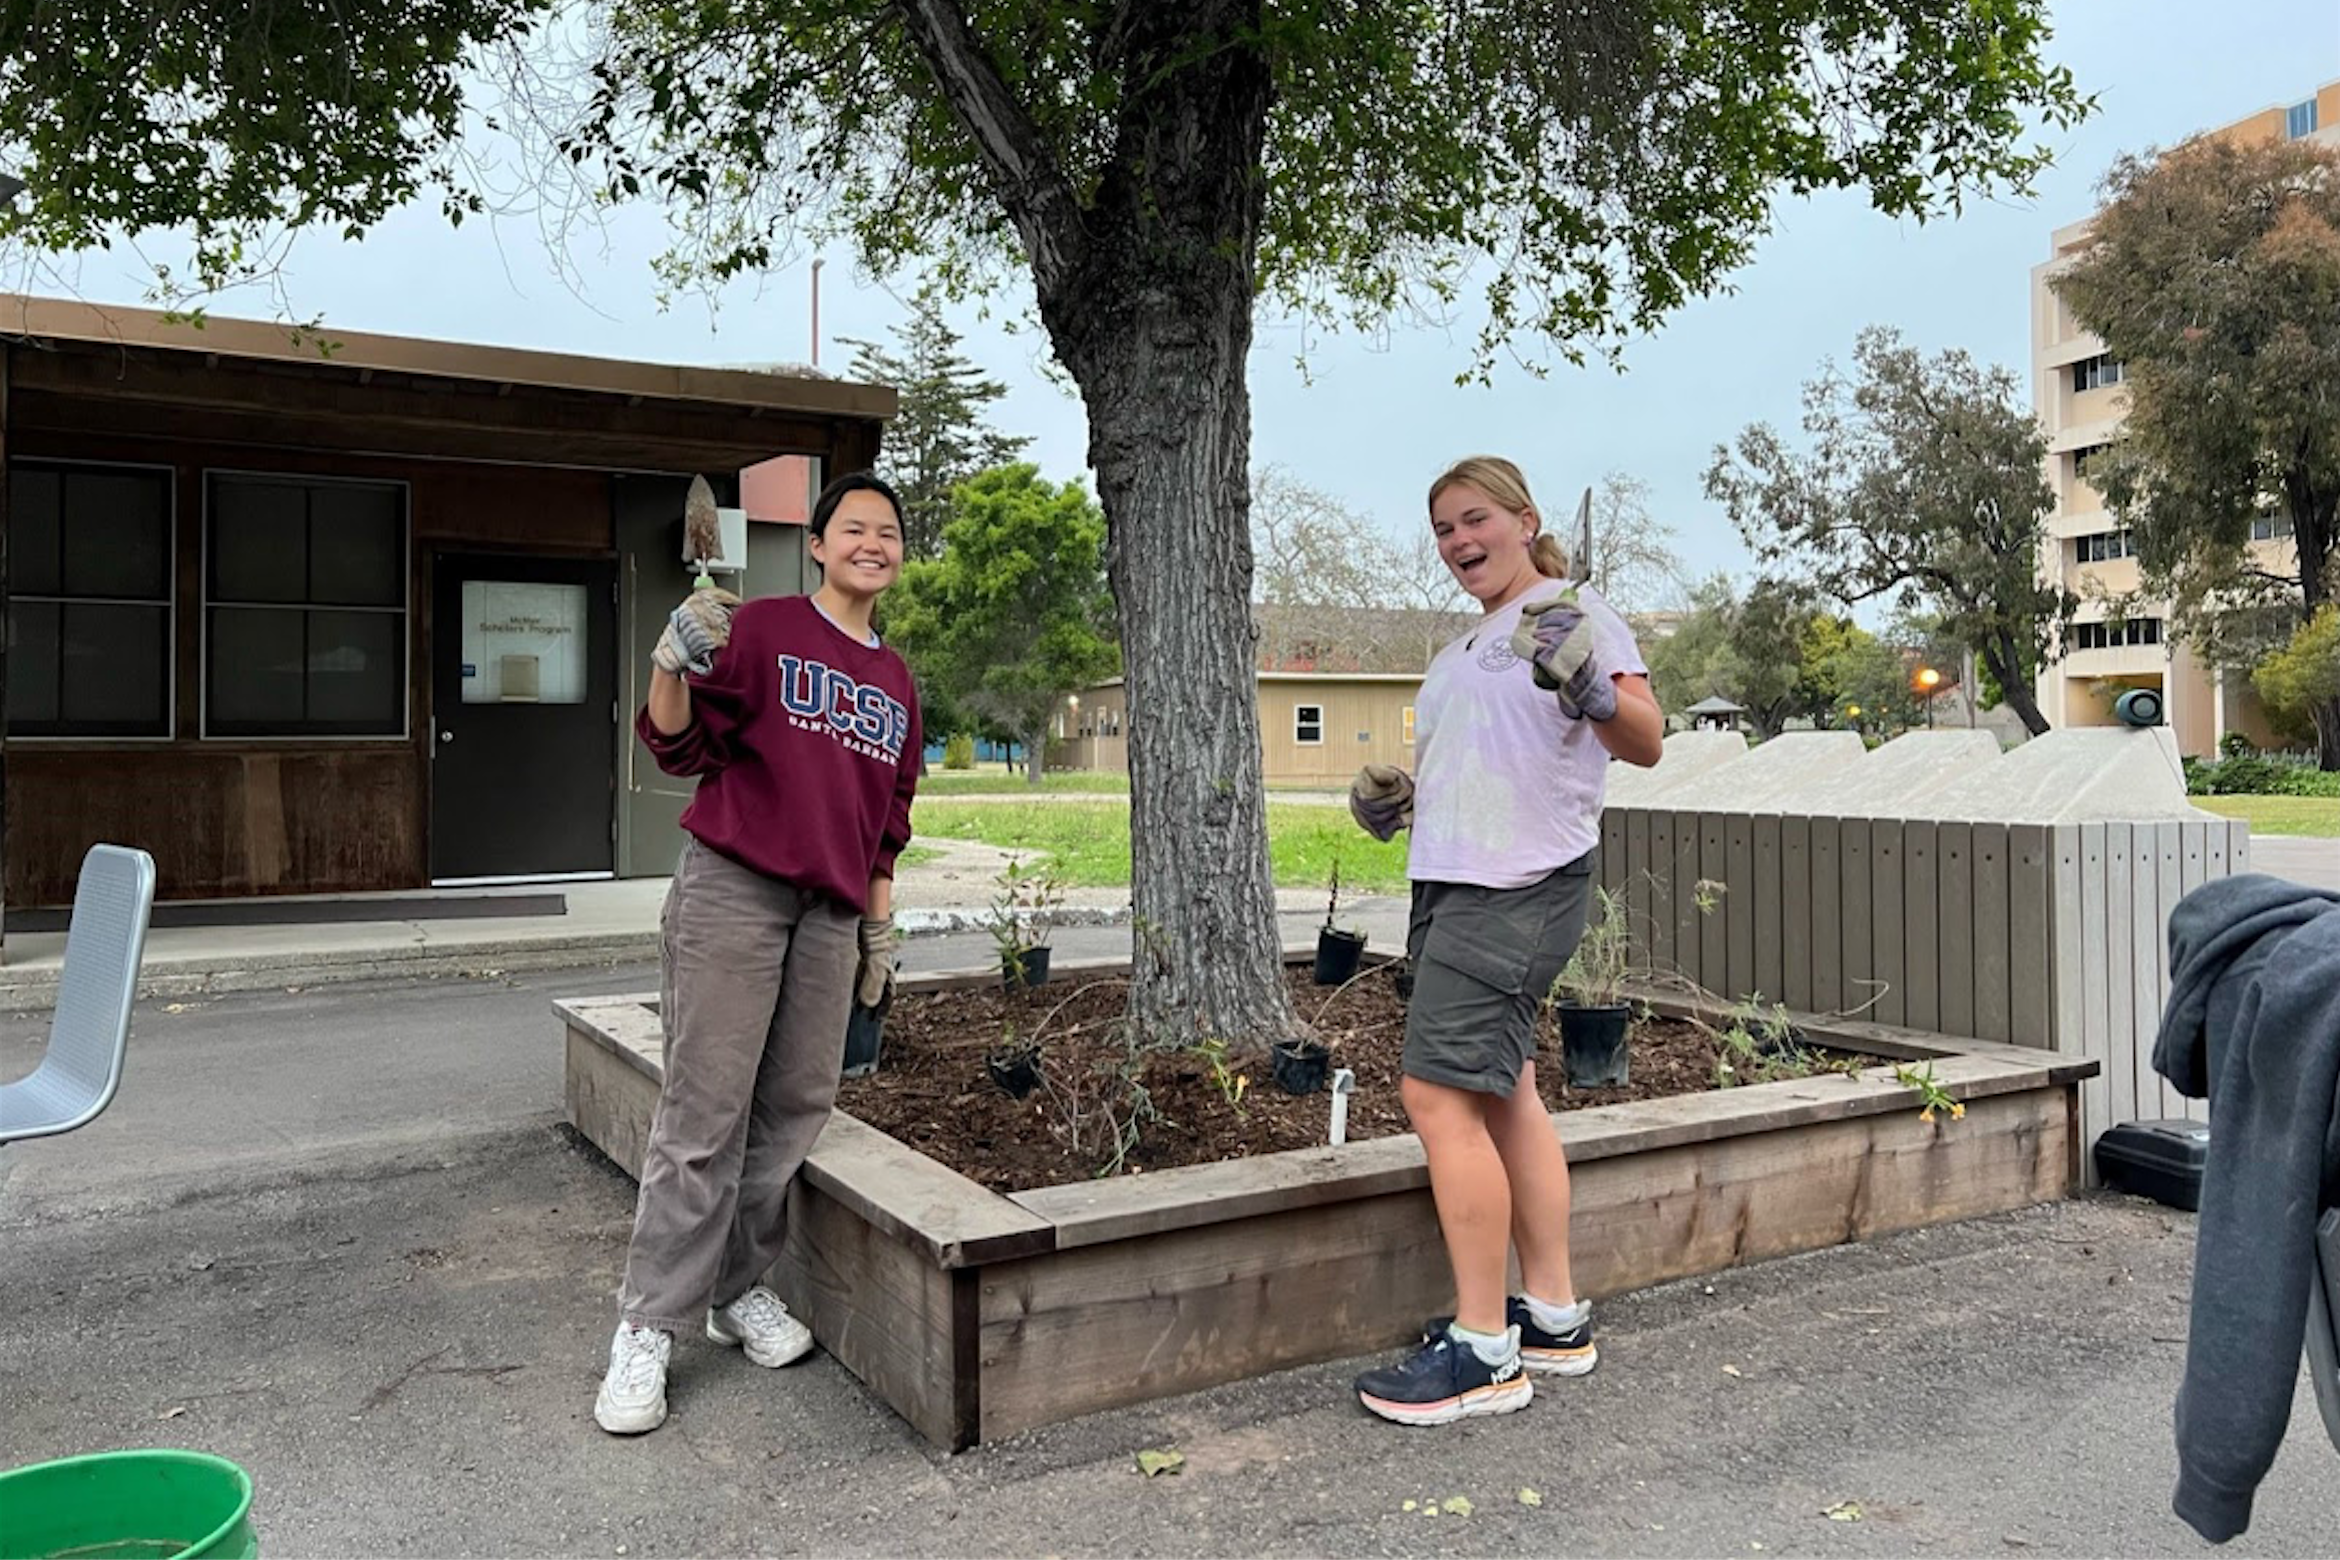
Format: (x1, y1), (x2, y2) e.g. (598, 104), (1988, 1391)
(1402, 851), (1598, 1097)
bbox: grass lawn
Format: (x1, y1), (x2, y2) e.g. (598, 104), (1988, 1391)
(2190, 794), (2340, 837)
(892, 845), (947, 869)
(910, 799), (1409, 893)
(914, 770), (1131, 796)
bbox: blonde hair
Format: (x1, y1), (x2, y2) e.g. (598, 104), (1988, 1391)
(1428, 455), (1570, 580)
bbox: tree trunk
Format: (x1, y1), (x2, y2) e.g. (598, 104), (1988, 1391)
(2314, 696), (2340, 772)
(1075, 327), (1296, 1052)
(1982, 637), (2051, 736)
(1025, 723), (1046, 787)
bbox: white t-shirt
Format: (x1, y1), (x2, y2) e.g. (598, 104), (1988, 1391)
(1407, 581), (1648, 889)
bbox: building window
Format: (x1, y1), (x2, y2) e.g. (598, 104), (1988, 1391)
(2250, 514), (2297, 542)
(2074, 617), (2165, 652)
(1294, 704), (1324, 744)
(6, 461), (174, 738)
(2070, 354), (2125, 393)
(204, 474), (408, 738)
(2076, 529), (2136, 563)
(1401, 705), (1416, 745)
(2071, 443), (2114, 483)
(2289, 99), (2320, 140)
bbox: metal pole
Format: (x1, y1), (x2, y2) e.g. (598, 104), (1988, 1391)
(810, 258), (824, 368)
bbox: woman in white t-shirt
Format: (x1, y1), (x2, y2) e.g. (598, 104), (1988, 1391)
(1346, 455), (1663, 1426)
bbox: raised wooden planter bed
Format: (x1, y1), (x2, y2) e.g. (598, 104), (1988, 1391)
(560, 953), (2094, 1450)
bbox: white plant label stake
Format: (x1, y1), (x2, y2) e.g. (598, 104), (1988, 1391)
(1328, 1067), (1356, 1146)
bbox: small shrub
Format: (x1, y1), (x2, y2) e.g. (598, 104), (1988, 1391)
(943, 732), (977, 770)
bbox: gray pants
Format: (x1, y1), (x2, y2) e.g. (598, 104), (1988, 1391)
(618, 838), (857, 1332)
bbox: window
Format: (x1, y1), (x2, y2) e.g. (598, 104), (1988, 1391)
(205, 474), (408, 738)
(2071, 443), (2114, 483)
(6, 461), (174, 738)
(2076, 529), (2136, 563)
(2250, 515), (2297, 543)
(2074, 617), (2165, 652)
(2289, 99), (2320, 140)
(2070, 354), (2125, 393)
(1401, 705), (1416, 745)
(1294, 704), (1324, 744)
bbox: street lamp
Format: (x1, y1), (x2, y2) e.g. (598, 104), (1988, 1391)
(1915, 667), (1943, 729)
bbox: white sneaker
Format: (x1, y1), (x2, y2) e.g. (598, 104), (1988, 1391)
(707, 1286), (814, 1368)
(594, 1322), (672, 1435)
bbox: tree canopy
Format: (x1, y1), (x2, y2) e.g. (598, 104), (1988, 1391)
(2052, 134), (2340, 767)
(883, 464), (1118, 785)
(1, 0), (2094, 1046)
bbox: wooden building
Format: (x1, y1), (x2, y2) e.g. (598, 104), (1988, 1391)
(0, 296), (893, 908)
(1055, 672), (1424, 789)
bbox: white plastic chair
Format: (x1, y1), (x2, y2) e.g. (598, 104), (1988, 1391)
(0, 844), (156, 1148)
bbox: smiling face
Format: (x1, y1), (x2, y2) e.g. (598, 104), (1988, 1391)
(809, 489), (905, 599)
(1429, 479), (1542, 608)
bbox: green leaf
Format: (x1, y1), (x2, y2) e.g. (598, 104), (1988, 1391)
(1135, 1448), (1184, 1478)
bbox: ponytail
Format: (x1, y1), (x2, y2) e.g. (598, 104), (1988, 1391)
(1529, 532), (1570, 580)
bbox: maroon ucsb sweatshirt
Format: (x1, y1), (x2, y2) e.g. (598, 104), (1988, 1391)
(636, 594), (921, 915)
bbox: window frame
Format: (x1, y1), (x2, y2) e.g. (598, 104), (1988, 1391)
(2070, 354), (2126, 394)
(199, 469), (413, 743)
(1293, 702), (1325, 745)
(2289, 99), (2319, 140)
(6, 457), (180, 743)
(1401, 704), (1416, 745)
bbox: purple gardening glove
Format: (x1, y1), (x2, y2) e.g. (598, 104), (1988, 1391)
(1508, 591), (1617, 721)
(1349, 764), (1414, 842)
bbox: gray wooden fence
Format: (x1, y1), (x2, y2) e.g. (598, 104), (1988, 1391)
(1597, 727), (2251, 1175)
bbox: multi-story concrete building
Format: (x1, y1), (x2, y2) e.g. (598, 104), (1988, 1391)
(2029, 80), (2333, 755)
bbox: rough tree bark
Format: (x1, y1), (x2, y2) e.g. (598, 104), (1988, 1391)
(1980, 633), (2052, 737)
(899, 0), (1301, 1050)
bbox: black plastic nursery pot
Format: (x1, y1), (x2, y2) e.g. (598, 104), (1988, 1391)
(1313, 926), (1367, 985)
(1002, 946), (1053, 991)
(987, 1045), (1042, 1099)
(1557, 1002), (1632, 1088)
(1271, 1037), (1331, 1095)
(842, 1002), (886, 1079)
(1393, 964), (1415, 1002)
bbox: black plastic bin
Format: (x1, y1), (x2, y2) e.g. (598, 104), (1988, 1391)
(2094, 1118), (2209, 1212)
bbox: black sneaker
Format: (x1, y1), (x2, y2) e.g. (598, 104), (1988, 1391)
(1354, 1329), (1532, 1426)
(1422, 1297), (1599, 1377)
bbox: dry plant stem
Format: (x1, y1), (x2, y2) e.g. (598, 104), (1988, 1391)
(1308, 957), (1389, 1031)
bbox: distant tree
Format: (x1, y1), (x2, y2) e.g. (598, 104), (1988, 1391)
(884, 465), (1118, 786)
(1249, 466), (1402, 667)
(1705, 326), (2075, 738)
(2254, 606), (2340, 760)
(1642, 575), (1828, 740)
(842, 286), (1031, 560)
(1585, 472), (1689, 615)
(2052, 135), (2340, 769)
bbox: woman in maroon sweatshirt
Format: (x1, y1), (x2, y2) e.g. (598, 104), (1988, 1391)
(594, 471), (922, 1436)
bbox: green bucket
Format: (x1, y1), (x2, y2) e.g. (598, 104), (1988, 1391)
(0, 1450), (256, 1560)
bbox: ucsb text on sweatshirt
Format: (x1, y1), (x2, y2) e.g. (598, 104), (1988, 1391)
(636, 594), (921, 915)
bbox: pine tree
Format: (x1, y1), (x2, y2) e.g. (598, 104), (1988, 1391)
(842, 287), (1030, 561)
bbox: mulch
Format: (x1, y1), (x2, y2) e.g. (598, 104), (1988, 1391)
(838, 961), (1828, 1195)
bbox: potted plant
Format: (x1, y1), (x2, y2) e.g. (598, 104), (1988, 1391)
(1271, 1033), (1331, 1095)
(1550, 886), (1633, 1088)
(986, 1019), (1042, 1099)
(1312, 859), (1367, 985)
(988, 856), (1063, 990)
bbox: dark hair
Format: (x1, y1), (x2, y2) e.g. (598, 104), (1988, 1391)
(809, 471), (906, 538)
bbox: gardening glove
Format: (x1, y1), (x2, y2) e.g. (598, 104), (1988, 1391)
(1508, 590), (1618, 722)
(855, 914), (898, 1010)
(652, 587), (741, 678)
(1348, 763), (1414, 842)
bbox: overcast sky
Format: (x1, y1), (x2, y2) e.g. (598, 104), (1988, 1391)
(28, 1), (2340, 598)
